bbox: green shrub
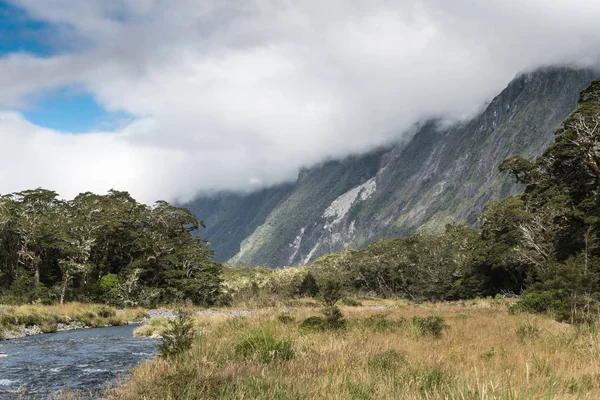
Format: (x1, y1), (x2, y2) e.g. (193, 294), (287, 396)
(510, 290), (563, 315)
(321, 280), (345, 330)
(411, 316), (445, 338)
(158, 311), (195, 358)
(99, 274), (120, 303)
(367, 349), (407, 370)
(0, 314), (18, 326)
(235, 331), (294, 363)
(358, 314), (404, 332)
(277, 314), (295, 324)
(418, 367), (451, 393)
(134, 311), (150, 321)
(96, 306), (116, 318)
(299, 316), (326, 331)
(298, 272), (320, 297)
(341, 297), (362, 307)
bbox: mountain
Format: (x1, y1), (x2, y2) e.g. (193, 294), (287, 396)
(186, 67), (598, 266)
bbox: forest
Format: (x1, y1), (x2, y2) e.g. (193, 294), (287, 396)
(0, 189), (222, 306)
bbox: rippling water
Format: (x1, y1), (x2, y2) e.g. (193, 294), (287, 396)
(0, 324), (160, 399)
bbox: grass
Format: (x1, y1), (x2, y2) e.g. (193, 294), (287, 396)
(99, 297), (600, 399)
(0, 303), (145, 338)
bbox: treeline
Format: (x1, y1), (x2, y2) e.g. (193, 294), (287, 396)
(0, 189), (222, 306)
(315, 77), (600, 322)
(225, 78), (600, 324)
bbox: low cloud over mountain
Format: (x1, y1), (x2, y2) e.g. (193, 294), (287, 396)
(1, 0), (600, 202)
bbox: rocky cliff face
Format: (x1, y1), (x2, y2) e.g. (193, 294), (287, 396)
(186, 67), (598, 266)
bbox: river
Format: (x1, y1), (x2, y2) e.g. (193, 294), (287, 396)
(0, 324), (160, 399)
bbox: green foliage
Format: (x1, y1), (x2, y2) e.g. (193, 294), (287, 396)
(298, 272), (319, 297)
(0, 189), (222, 306)
(311, 224), (481, 301)
(357, 314), (404, 332)
(341, 297), (362, 307)
(277, 314), (295, 324)
(321, 280), (345, 329)
(158, 311), (196, 358)
(99, 274), (119, 302)
(367, 349), (407, 370)
(510, 291), (564, 315)
(411, 316), (445, 338)
(299, 316), (326, 331)
(235, 330), (294, 363)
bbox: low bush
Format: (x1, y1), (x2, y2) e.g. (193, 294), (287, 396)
(516, 321), (540, 343)
(509, 290), (563, 315)
(235, 330), (294, 363)
(299, 316), (326, 331)
(411, 316), (445, 338)
(96, 306), (116, 318)
(341, 297), (362, 307)
(367, 349), (407, 370)
(358, 314), (404, 332)
(158, 311), (195, 358)
(277, 314), (295, 324)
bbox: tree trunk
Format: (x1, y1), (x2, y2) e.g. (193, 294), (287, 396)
(60, 271), (70, 304)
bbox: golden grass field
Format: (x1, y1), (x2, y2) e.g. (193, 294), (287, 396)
(92, 298), (600, 400)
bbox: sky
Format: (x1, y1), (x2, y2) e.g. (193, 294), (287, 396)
(1, 0), (600, 204)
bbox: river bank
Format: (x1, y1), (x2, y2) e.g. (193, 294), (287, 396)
(0, 303), (148, 341)
(106, 298), (600, 400)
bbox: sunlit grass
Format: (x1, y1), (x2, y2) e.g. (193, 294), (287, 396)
(0, 303), (146, 337)
(102, 298), (600, 399)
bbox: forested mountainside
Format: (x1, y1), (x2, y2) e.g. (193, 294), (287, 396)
(186, 67), (598, 266)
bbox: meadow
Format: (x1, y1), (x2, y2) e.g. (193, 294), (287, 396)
(101, 298), (600, 400)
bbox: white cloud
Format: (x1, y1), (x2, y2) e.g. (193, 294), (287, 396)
(1, 0), (600, 203)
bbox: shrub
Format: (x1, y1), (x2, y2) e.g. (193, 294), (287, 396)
(235, 331), (294, 363)
(133, 311), (150, 321)
(300, 316), (326, 331)
(516, 322), (540, 343)
(411, 316), (445, 338)
(277, 314), (295, 324)
(298, 272), (319, 297)
(367, 349), (407, 370)
(341, 297), (362, 307)
(96, 306), (116, 318)
(360, 314), (404, 332)
(510, 290), (563, 315)
(158, 311), (195, 357)
(321, 280), (345, 329)
(99, 274), (120, 303)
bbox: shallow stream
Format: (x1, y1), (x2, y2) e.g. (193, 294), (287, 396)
(0, 324), (159, 399)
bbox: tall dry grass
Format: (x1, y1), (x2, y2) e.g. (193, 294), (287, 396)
(102, 298), (600, 399)
(0, 303), (147, 337)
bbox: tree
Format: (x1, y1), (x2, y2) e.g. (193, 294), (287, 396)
(298, 272), (319, 297)
(321, 279), (345, 329)
(10, 189), (62, 288)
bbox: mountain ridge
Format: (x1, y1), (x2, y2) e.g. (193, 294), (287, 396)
(186, 67), (598, 266)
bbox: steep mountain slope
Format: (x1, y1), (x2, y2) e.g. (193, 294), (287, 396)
(187, 67), (597, 266)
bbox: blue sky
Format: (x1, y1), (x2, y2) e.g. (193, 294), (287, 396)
(0, 1), (122, 132)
